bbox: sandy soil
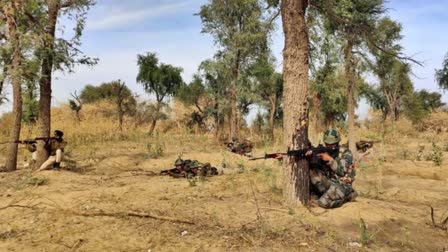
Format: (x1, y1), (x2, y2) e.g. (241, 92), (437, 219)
(0, 137), (447, 251)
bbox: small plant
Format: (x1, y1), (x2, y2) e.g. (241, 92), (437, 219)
(430, 142), (443, 166)
(187, 174), (197, 187)
(237, 160), (246, 173)
(146, 141), (164, 159)
(288, 208), (296, 216)
(22, 172), (47, 187)
(416, 145), (425, 161)
(398, 149), (411, 160)
(359, 218), (374, 245)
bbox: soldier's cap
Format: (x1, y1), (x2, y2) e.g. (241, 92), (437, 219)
(323, 129), (340, 144)
(54, 130), (64, 137)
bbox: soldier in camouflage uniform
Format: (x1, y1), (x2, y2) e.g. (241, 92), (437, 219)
(36, 130), (67, 172)
(309, 129), (357, 208)
(162, 159), (219, 178)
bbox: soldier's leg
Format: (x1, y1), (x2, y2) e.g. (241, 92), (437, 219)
(53, 149), (63, 169)
(317, 184), (347, 209)
(36, 156), (57, 172)
(310, 169), (330, 196)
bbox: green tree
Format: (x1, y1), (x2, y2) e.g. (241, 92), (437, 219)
(1, 0), (41, 171)
(137, 53), (183, 135)
(198, 0), (269, 140)
(79, 80), (136, 130)
(415, 90), (445, 111)
(321, 0), (385, 153)
(176, 57), (230, 137)
(250, 54), (283, 140)
(435, 52), (448, 90)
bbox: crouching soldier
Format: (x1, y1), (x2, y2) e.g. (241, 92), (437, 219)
(313, 129), (357, 208)
(36, 130), (67, 172)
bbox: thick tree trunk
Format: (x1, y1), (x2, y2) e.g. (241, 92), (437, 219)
(281, 0), (310, 206)
(4, 6), (23, 171)
(345, 40), (356, 154)
(148, 102), (161, 135)
(268, 96), (277, 141)
(36, 1), (59, 167)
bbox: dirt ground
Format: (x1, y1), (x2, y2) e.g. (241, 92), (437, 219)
(0, 135), (447, 251)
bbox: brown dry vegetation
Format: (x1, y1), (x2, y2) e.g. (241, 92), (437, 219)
(0, 104), (447, 251)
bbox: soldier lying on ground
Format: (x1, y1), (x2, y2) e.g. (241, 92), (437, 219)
(160, 158), (219, 178)
(225, 137), (253, 157)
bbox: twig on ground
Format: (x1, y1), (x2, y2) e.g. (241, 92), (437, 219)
(67, 210), (195, 225)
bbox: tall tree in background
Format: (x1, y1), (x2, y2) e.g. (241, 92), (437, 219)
(137, 53), (183, 135)
(198, 0), (268, 140)
(1, 0), (29, 171)
(35, 0), (96, 168)
(250, 54), (283, 140)
(319, 0), (385, 153)
(78, 80), (136, 130)
(280, 0), (311, 205)
(436, 52), (448, 90)
(369, 18), (404, 121)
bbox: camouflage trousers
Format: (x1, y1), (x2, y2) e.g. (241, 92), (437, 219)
(317, 183), (356, 209)
(310, 168), (331, 196)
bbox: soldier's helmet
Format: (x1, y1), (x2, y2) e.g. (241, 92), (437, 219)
(323, 129), (341, 144)
(54, 130), (64, 137)
(191, 161), (202, 169)
(174, 158), (185, 166)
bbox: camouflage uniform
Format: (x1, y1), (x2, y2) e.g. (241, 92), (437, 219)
(309, 130), (357, 209)
(317, 148), (356, 209)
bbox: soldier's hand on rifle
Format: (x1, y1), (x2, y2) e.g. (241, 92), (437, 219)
(305, 150), (313, 157)
(274, 153), (283, 160)
(317, 153), (333, 162)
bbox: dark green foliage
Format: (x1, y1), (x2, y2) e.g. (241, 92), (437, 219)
(136, 52), (183, 103)
(252, 111), (266, 133)
(79, 80), (136, 117)
(311, 62), (347, 125)
(415, 89), (445, 111)
(435, 52), (448, 90)
(402, 92), (427, 124)
(80, 82), (134, 105)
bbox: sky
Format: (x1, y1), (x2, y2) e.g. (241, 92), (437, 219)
(1, 0), (448, 120)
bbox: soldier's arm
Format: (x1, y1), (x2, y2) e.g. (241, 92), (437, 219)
(327, 150), (353, 176)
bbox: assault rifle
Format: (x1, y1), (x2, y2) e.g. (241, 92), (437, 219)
(0, 137), (57, 145)
(249, 146), (339, 161)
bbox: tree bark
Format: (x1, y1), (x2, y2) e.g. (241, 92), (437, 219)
(4, 2), (23, 172)
(281, 0), (310, 206)
(345, 40), (356, 154)
(148, 102), (161, 135)
(268, 95), (277, 141)
(36, 0), (59, 167)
